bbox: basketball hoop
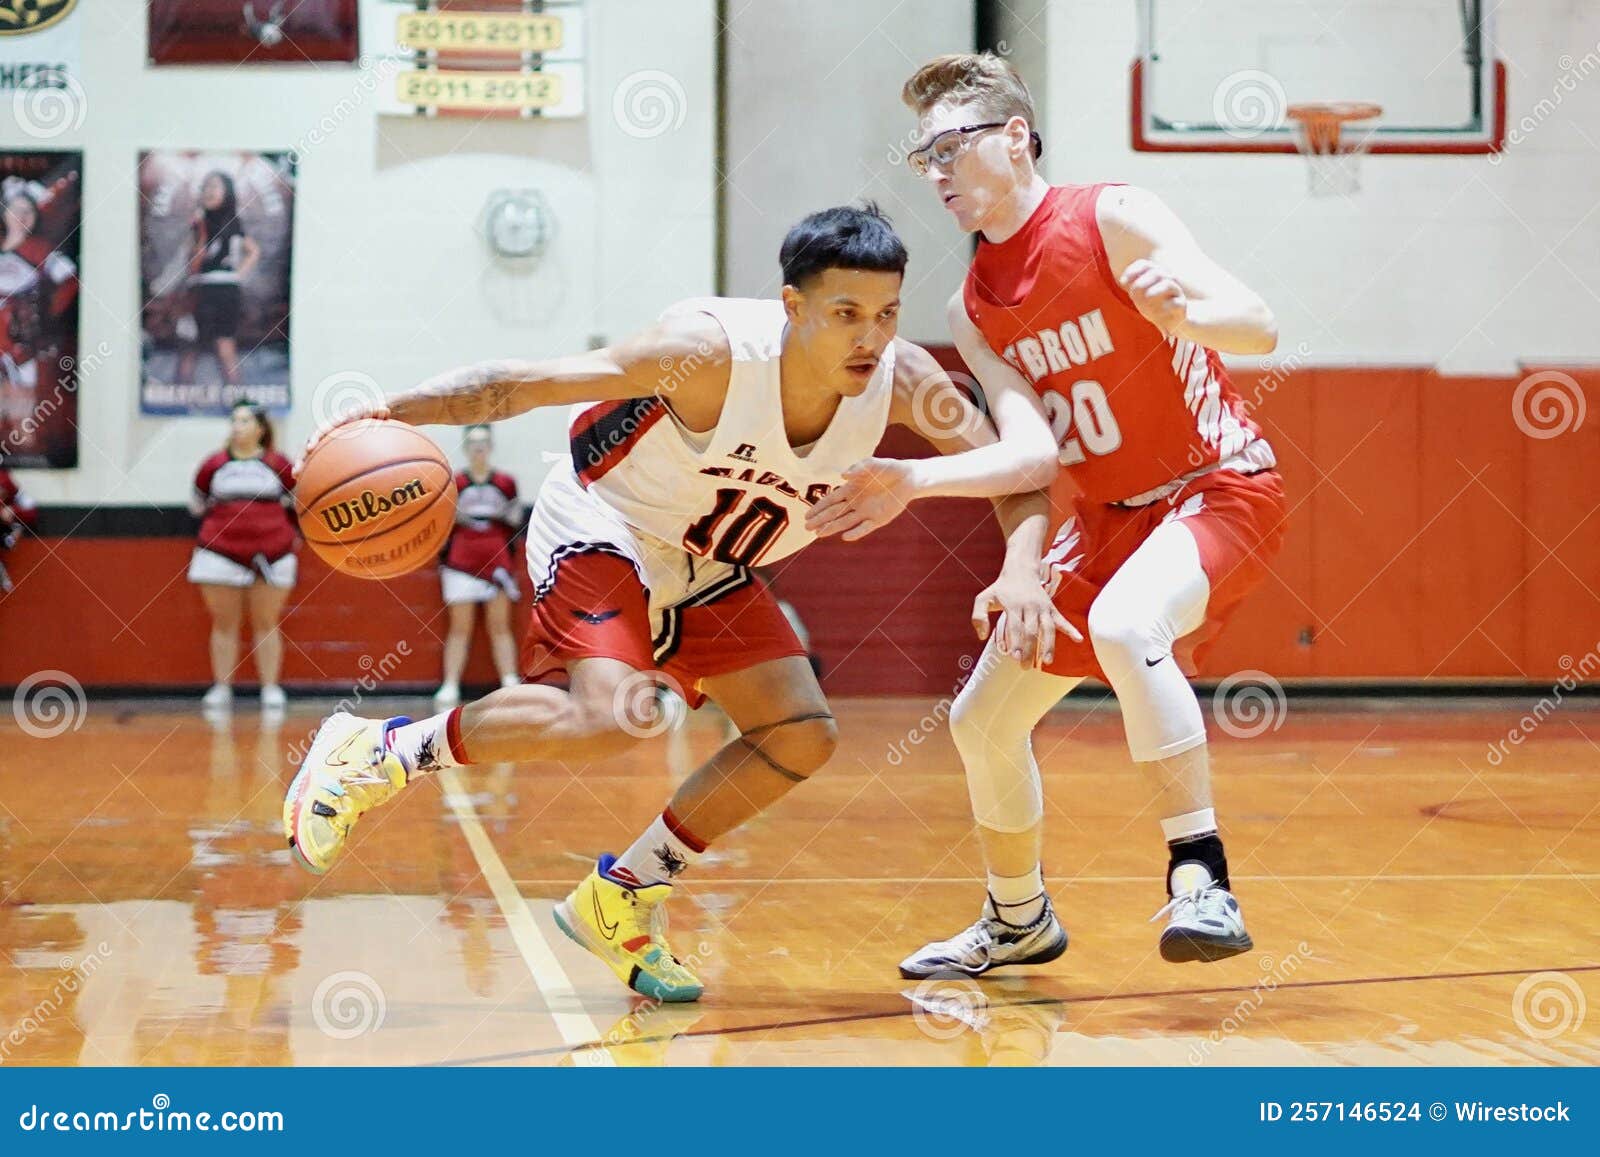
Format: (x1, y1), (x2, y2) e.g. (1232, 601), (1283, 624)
(1286, 102), (1383, 197)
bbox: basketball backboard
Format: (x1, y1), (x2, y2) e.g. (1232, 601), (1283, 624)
(1131, 0), (1504, 153)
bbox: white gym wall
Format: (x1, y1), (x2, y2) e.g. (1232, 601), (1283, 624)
(4, 0), (716, 507)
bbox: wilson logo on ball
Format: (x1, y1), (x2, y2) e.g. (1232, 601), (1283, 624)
(318, 479), (430, 534)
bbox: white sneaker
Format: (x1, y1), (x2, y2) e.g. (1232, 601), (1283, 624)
(898, 896), (1068, 980)
(433, 683), (460, 708)
(260, 684), (287, 711)
(201, 684), (232, 711)
(1151, 862), (1253, 962)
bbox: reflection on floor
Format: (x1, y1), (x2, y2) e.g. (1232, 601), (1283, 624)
(2, 696), (1596, 1066)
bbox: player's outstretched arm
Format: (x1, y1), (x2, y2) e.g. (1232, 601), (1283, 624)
(803, 333), (1056, 540)
(299, 313), (728, 465)
(1097, 185), (1277, 355)
(891, 329), (1057, 500)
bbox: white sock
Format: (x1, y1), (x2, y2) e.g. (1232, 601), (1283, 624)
(607, 811), (705, 888)
(1160, 807), (1217, 843)
(988, 865), (1046, 926)
(386, 710), (464, 778)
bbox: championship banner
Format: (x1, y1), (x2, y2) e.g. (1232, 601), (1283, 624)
(0, 0), (83, 129)
(138, 150), (296, 417)
(147, 0), (360, 65)
(0, 149), (80, 470)
(364, 0), (585, 119)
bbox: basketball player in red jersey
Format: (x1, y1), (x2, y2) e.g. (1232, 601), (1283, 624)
(283, 205), (1062, 1002)
(813, 54), (1286, 974)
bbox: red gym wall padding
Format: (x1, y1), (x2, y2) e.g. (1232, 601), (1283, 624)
(2, 364), (1596, 694)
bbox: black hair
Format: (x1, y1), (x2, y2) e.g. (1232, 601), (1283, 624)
(200, 170), (239, 240)
(779, 202), (908, 290)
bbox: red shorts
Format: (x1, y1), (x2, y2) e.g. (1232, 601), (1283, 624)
(1041, 468), (1287, 680)
(520, 551), (807, 708)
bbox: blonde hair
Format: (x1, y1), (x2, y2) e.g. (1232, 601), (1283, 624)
(901, 52), (1037, 127)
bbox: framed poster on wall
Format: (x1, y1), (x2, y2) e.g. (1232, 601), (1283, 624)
(147, 0), (359, 65)
(138, 150), (296, 416)
(0, 149), (80, 470)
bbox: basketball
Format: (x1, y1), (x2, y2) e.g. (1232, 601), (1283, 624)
(294, 419), (456, 579)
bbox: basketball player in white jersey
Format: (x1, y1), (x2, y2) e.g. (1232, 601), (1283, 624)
(283, 205), (1062, 1002)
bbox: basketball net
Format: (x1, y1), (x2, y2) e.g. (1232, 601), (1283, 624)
(1286, 102), (1383, 197)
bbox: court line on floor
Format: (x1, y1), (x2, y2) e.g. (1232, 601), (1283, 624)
(439, 767), (600, 1048)
(434, 961), (1600, 1066)
(513, 873), (1600, 886)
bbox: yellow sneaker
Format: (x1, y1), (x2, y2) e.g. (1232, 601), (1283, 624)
(553, 857), (704, 1003)
(282, 711), (409, 875)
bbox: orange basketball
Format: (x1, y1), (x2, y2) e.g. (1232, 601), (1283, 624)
(295, 419), (456, 579)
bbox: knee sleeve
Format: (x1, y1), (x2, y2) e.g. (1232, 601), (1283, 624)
(948, 639), (1078, 832)
(1088, 525), (1210, 763)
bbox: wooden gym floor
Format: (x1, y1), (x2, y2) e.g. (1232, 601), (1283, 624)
(2, 695), (1596, 1067)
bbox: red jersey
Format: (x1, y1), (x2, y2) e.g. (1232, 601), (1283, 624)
(0, 469), (37, 536)
(192, 449), (297, 565)
(443, 469), (521, 578)
(963, 183), (1265, 506)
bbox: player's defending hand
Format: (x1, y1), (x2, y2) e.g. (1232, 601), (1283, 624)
(971, 570), (1081, 668)
(1119, 258), (1189, 335)
(805, 457), (914, 541)
(296, 400), (391, 472)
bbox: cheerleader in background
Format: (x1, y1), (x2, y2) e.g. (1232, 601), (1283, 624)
(187, 401), (297, 712)
(0, 466), (37, 594)
(435, 424), (523, 708)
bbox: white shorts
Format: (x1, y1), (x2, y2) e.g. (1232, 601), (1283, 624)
(524, 461), (747, 615)
(187, 547), (297, 589)
(440, 565), (519, 605)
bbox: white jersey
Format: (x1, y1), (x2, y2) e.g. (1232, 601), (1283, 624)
(566, 296), (895, 569)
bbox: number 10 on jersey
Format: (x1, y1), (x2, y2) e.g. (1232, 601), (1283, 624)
(683, 487), (791, 567)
